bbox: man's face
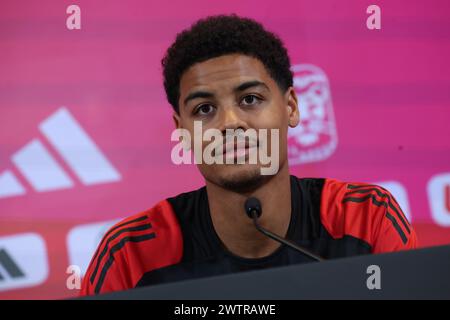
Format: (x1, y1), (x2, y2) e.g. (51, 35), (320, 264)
(174, 54), (299, 192)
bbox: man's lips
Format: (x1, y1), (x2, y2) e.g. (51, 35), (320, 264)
(226, 145), (257, 159)
(221, 140), (258, 159)
(207, 137), (259, 158)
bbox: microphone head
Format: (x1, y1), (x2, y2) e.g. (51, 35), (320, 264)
(244, 197), (262, 219)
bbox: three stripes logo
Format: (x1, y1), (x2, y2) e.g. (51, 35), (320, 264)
(376, 181), (411, 223)
(343, 184), (412, 244)
(67, 219), (120, 277)
(0, 233), (49, 291)
(0, 107), (121, 199)
(86, 216), (155, 294)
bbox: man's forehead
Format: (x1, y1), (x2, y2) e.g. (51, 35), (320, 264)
(180, 54), (271, 91)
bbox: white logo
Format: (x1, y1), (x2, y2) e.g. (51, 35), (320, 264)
(288, 64), (338, 165)
(66, 265), (82, 290)
(67, 219), (119, 276)
(366, 5), (381, 30)
(0, 233), (49, 292)
(427, 173), (450, 227)
(171, 123), (281, 175)
(0, 107), (121, 199)
(366, 265), (381, 290)
(376, 181), (412, 223)
(66, 5), (81, 30)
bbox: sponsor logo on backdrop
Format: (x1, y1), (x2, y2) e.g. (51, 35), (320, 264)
(0, 233), (48, 291)
(428, 173), (450, 227)
(0, 107), (121, 199)
(288, 64), (338, 165)
(376, 181), (412, 222)
(67, 219), (120, 276)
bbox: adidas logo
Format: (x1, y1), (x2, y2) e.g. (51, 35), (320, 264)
(0, 233), (48, 291)
(0, 248), (25, 280)
(0, 107), (121, 199)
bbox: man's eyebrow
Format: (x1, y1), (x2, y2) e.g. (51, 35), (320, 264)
(183, 91), (214, 106)
(234, 80), (269, 92)
(182, 80), (269, 107)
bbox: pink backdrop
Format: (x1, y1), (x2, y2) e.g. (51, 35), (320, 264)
(1, 0), (449, 299)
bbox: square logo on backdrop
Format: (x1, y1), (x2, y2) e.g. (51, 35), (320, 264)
(0, 233), (48, 292)
(428, 173), (450, 227)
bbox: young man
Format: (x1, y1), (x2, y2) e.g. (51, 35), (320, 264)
(81, 14), (417, 295)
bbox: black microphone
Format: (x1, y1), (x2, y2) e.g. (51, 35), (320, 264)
(244, 197), (324, 262)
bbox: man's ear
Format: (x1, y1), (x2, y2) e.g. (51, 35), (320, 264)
(173, 112), (182, 129)
(285, 87), (300, 128)
(172, 112), (191, 151)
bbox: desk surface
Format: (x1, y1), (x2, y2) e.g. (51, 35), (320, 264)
(88, 245), (450, 300)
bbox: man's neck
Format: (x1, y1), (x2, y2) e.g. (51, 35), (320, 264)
(206, 165), (292, 259)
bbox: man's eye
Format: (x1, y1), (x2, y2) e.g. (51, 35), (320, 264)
(195, 104), (214, 115)
(241, 95), (261, 106)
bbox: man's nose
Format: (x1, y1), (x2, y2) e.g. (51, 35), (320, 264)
(218, 106), (247, 133)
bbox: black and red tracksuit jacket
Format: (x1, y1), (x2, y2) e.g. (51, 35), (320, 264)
(81, 175), (417, 295)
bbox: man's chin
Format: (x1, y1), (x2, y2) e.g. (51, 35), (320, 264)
(209, 164), (270, 194)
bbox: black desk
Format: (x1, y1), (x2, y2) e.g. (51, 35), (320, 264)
(89, 245), (450, 299)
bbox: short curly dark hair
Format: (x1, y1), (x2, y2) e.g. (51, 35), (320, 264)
(162, 14), (294, 113)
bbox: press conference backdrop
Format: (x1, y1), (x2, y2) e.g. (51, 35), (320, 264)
(0, 0), (449, 299)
